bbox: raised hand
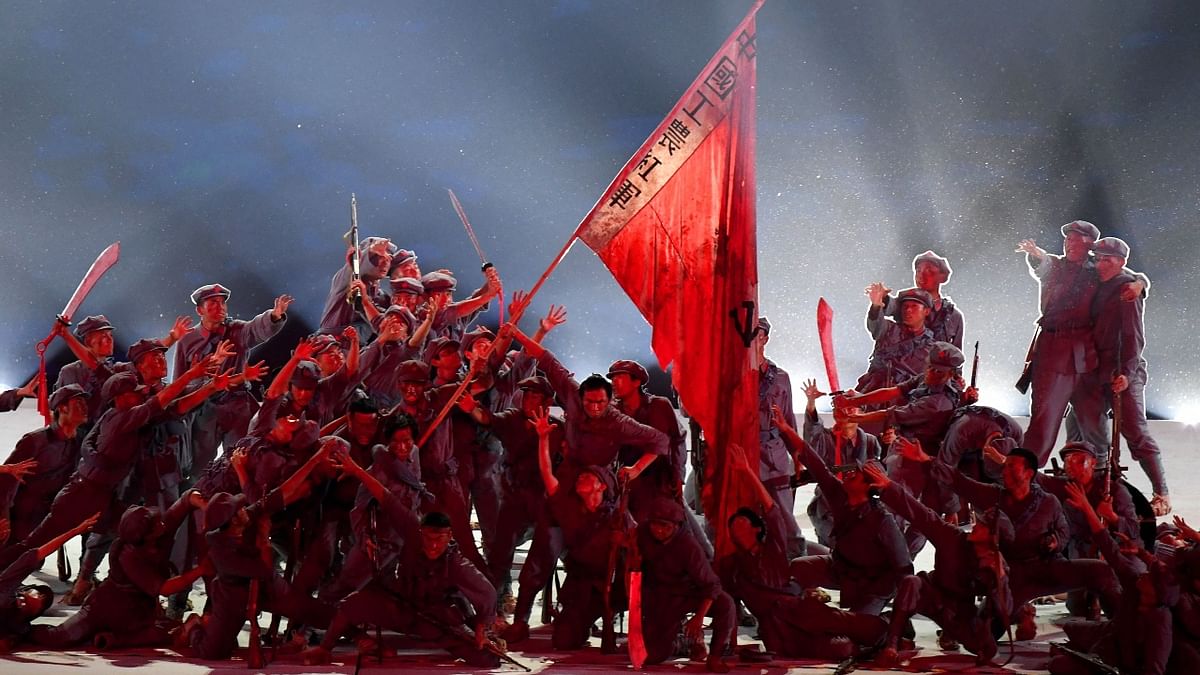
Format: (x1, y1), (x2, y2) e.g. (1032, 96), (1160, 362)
(540, 304), (567, 333)
(1062, 481), (1090, 512)
(272, 294), (294, 320)
(532, 407), (556, 437)
(169, 316), (194, 342)
(211, 339), (237, 366)
(864, 282), (890, 307)
(507, 289), (531, 322)
(293, 337), (321, 361)
(241, 360), (268, 383)
(893, 436), (929, 462)
(342, 325), (358, 344)
(861, 460), (890, 489)
(1173, 516), (1200, 543)
(981, 431), (1007, 465)
(1, 458), (38, 484)
(1016, 239), (1045, 259)
(484, 266), (502, 296)
(802, 378), (823, 403)
(211, 368), (235, 391)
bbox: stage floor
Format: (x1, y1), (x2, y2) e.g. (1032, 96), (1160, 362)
(2, 405), (1195, 673)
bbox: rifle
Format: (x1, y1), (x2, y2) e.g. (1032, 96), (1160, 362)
(601, 477), (631, 653)
(266, 519), (301, 659)
(970, 340), (980, 389)
(1015, 327), (1040, 394)
(246, 516), (270, 669)
(247, 578), (263, 669)
(385, 586), (531, 672)
(1106, 332), (1124, 499)
(346, 193), (363, 314)
(368, 503), (384, 665)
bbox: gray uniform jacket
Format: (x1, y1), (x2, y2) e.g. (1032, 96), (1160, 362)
(857, 325), (935, 394)
(787, 431), (910, 592)
(537, 349), (668, 470)
(873, 294), (965, 349)
(172, 312), (285, 387)
(758, 360), (796, 484)
(932, 461), (1068, 564)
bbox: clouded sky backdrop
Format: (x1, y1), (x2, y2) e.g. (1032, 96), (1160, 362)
(3, 1), (1198, 418)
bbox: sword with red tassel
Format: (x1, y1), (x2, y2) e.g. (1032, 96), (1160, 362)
(447, 189), (504, 325)
(35, 242), (121, 425)
(816, 298), (844, 465)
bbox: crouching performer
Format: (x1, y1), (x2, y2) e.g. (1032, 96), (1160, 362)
(636, 497), (735, 672)
(30, 491), (210, 649)
(303, 447), (501, 668)
(178, 438), (339, 660)
(862, 461), (1012, 667)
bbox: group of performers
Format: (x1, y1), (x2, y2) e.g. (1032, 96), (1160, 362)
(0, 218), (1192, 674)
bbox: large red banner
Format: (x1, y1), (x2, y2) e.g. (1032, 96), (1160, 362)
(577, 1), (763, 555)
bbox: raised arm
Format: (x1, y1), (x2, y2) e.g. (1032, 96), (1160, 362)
(265, 338), (319, 401)
(863, 461), (960, 550)
(534, 408), (560, 497)
(864, 282), (892, 339)
(37, 512), (101, 560)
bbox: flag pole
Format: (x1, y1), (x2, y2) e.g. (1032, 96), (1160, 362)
(411, 231), (580, 449)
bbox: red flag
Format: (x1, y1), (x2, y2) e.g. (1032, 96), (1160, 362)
(577, 1), (764, 556)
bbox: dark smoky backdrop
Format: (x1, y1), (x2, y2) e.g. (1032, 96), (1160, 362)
(2, 1), (1198, 419)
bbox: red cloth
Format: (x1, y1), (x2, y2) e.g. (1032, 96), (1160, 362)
(577, 1), (763, 557)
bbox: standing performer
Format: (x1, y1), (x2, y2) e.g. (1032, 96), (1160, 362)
(319, 236), (395, 336)
(1083, 237), (1169, 514)
(173, 283), (292, 477)
(868, 250), (965, 348)
(753, 317), (807, 557)
(1015, 221), (1147, 465)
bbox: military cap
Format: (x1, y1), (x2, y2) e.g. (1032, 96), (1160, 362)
(1059, 441), (1100, 460)
(926, 341), (965, 371)
(645, 497), (685, 524)
(517, 375), (555, 399)
(420, 271), (457, 293)
(74, 315), (114, 339)
(895, 287), (934, 309)
(204, 492), (247, 531)
(388, 276), (424, 295)
(393, 249), (418, 266)
(1093, 237), (1130, 260)
(291, 361), (321, 390)
(101, 372), (146, 401)
(912, 250), (953, 280)
(461, 327), (496, 354)
(308, 334), (341, 356)
(118, 505), (159, 544)
(607, 359), (649, 383)
(190, 283), (231, 305)
(1060, 220), (1100, 240)
(755, 317), (771, 337)
(127, 338), (168, 364)
(48, 384), (90, 410)
(396, 359), (431, 383)
(428, 335), (461, 356)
